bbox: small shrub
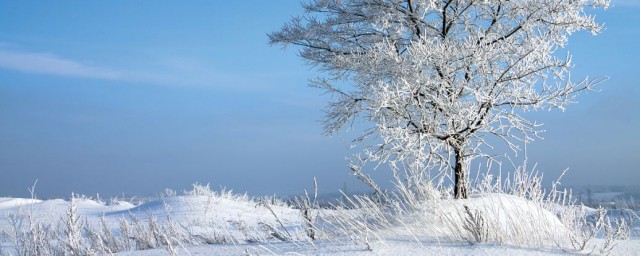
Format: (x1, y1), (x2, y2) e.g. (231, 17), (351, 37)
(461, 205), (488, 244)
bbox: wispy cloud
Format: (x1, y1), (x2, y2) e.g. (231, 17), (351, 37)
(0, 49), (122, 80)
(0, 46), (294, 92)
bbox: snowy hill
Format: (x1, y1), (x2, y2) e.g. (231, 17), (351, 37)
(0, 185), (638, 255)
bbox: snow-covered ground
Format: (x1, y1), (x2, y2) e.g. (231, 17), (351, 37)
(0, 186), (638, 256)
(114, 239), (640, 256)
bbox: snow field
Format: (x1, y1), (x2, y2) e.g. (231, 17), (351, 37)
(0, 181), (637, 255)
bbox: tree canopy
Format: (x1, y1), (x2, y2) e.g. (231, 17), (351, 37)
(270, 0), (609, 199)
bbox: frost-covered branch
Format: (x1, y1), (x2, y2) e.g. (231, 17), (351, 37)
(271, 0), (609, 199)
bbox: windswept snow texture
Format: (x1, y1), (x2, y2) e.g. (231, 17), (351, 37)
(0, 194), (638, 255)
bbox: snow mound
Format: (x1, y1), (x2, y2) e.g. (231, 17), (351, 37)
(464, 194), (563, 238)
(463, 193), (564, 227)
(106, 200), (135, 208)
(108, 195), (302, 231)
(406, 193), (568, 246)
(0, 198), (42, 210)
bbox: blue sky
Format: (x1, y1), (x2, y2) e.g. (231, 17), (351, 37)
(0, 1), (638, 198)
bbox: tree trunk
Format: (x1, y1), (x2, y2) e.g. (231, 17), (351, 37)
(454, 147), (468, 199)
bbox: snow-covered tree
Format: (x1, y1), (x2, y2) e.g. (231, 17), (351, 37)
(270, 0), (608, 199)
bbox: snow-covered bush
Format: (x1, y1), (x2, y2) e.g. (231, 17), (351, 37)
(59, 194), (86, 255)
(5, 211), (56, 256)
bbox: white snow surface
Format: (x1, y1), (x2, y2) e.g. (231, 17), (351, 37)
(0, 194), (638, 255)
(0, 198), (42, 211)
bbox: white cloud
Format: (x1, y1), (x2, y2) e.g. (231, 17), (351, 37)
(0, 46), (294, 92)
(0, 49), (122, 80)
(0, 48), (255, 89)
